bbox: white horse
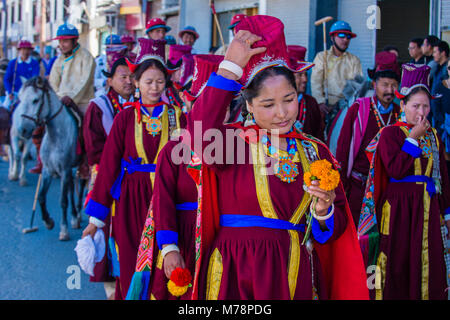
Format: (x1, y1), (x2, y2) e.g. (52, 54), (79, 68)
(14, 76), (83, 241)
(7, 93), (33, 186)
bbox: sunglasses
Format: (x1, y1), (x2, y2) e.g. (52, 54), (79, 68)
(336, 33), (352, 39)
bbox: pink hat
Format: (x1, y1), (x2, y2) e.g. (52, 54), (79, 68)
(126, 37), (176, 74)
(120, 34), (136, 44)
(168, 44), (192, 66)
(178, 54), (195, 89)
(234, 15), (314, 87)
(17, 40), (33, 49)
(184, 54), (224, 101)
(105, 45), (128, 75)
(287, 45), (307, 64)
(395, 63), (440, 99)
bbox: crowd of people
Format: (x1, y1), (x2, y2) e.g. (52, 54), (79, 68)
(0, 12), (449, 301)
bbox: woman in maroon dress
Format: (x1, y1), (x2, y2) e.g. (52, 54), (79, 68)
(185, 15), (368, 300)
(81, 38), (186, 299)
(361, 64), (450, 299)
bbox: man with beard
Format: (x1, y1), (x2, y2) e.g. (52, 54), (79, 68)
(335, 51), (400, 227)
(311, 20), (362, 135)
(82, 47), (135, 300)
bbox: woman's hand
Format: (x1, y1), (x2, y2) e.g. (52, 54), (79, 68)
(409, 116), (430, 140)
(163, 250), (186, 279)
(82, 223), (97, 239)
(306, 180), (336, 215)
(218, 30), (267, 81)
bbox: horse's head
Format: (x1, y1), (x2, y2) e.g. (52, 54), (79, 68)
(14, 76), (53, 139)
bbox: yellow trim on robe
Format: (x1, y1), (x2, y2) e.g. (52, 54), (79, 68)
(156, 251), (163, 270)
(380, 200), (391, 236)
(375, 251), (387, 300)
(249, 138), (317, 299)
(206, 248), (223, 300)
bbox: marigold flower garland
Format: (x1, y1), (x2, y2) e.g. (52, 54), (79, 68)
(167, 267), (192, 297)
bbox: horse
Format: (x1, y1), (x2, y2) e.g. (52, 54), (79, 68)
(13, 76), (85, 241)
(5, 93), (33, 186)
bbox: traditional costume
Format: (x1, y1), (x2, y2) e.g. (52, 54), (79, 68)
(83, 46), (133, 294)
(358, 64), (450, 300)
(126, 54), (224, 300)
(288, 45), (324, 141)
(186, 15), (368, 300)
(49, 23), (96, 114)
(84, 37), (186, 299)
(336, 52), (400, 226)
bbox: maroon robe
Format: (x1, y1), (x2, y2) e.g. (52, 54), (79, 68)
(375, 125), (449, 299)
(83, 89), (124, 284)
(150, 140), (198, 300)
(88, 103), (186, 299)
(186, 82), (349, 300)
(336, 98), (399, 226)
(300, 94), (325, 141)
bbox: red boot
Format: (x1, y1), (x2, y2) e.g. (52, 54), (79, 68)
(29, 155), (42, 174)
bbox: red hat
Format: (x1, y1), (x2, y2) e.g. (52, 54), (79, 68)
(229, 13), (247, 29)
(146, 17), (171, 34)
(234, 15), (314, 87)
(168, 44), (192, 67)
(287, 45), (307, 64)
(126, 37), (177, 74)
(17, 40), (33, 49)
(184, 54), (224, 101)
(120, 34), (136, 44)
(375, 51), (400, 77)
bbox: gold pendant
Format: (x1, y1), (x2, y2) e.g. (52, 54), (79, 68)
(142, 115), (162, 136)
(274, 156), (299, 183)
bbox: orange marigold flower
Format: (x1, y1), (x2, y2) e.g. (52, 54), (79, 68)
(303, 159), (340, 191)
(167, 280), (189, 297)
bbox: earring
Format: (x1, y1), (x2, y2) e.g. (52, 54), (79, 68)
(244, 112), (255, 127)
(294, 120), (303, 132)
(134, 88), (140, 100)
(400, 110), (406, 122)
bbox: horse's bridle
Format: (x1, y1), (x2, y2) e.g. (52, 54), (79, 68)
(21, 87), (64, 127)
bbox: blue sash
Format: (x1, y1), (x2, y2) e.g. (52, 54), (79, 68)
(175, 202), (198, 211)
(110, 157), (156, 200)
(220, 214), (305, 232)
(390, 175), (436, 197)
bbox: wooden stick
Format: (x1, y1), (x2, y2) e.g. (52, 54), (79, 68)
(210, 1), (225, 48)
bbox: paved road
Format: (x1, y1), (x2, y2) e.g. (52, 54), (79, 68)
(0, 160), (106, 300)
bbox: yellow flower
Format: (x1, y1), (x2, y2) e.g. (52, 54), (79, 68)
(167, 280), (189, 297)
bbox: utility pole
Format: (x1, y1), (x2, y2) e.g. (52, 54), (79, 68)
(40, 0), (46, 57)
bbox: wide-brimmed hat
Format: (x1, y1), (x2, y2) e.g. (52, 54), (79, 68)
(125, 38), (177, 74)
(178, 26), (199, 40)
(395, 63), (440, 99)
(234, 15), (314, 87)
(229, 13), (247, 29)
(183, 54), (224, 101)
(145, 18), (171, 34)
(53, 23), (79, 40)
